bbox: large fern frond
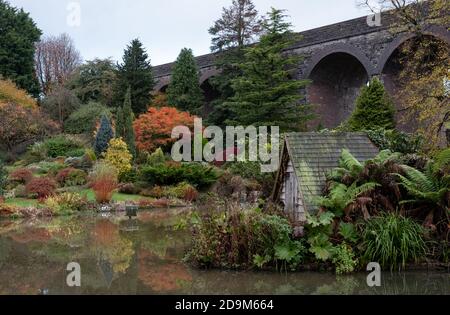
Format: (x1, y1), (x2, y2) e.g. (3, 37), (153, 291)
(398, 165), (436, 193)
(346, 182), (380, 205)
(339, 149), (363, 174)
(433, 148), (450, 173)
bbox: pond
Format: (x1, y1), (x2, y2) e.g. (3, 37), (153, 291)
(0, 209), (448, 295)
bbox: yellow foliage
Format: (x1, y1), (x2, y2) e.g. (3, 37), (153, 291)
(0, 78), (37, 109)
(103, 138), (133, 177)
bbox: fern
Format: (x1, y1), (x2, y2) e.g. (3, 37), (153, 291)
(397, 164), (449, 204)
(339, 149), (363, 173)
(433, 148), (450, 173)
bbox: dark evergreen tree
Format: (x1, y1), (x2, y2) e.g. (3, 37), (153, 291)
(225, 8), (312, 131)
(116, 88), (136, 157)
(115, 39), (154, 115)
(94, 114), (114, 157)
(166, 48), (204, 114)
(207, 0), (263, 126)
(347, 78), (396, 131)
(0, 0), (42, 97)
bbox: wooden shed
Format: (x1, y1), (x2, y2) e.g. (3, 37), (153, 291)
(272, 132), (379, 223)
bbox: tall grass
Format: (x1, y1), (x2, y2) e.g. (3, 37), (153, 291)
(362, 213), (426, 270)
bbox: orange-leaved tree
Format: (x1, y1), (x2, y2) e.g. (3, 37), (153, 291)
(134, 106), (196, 153)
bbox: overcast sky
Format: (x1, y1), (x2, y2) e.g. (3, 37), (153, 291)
(8, 0), (372, 66)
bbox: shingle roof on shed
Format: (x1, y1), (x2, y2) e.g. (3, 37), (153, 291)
(283, 132), (379, 213)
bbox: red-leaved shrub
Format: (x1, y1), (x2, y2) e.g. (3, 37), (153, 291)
(89, 162), (118, 204)
(9, 168), (34, 184)
(25, 177), (57, 200)
(56, 167), (76, 186)
(183, 186), (199, 202)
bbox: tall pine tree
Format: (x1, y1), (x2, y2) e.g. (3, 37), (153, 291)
(347, 78), (396, 131)
(225, 8), (312, 131)
(94, 114), (114, 157)
(0, 0), (41, 97)
(116, 87), (136, 157)
(166, 48), (204, 114)
(115, 39), (154, 115)
(207, 0), (263, 127)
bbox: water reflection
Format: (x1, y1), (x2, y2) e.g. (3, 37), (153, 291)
(0, 210), (448, 295)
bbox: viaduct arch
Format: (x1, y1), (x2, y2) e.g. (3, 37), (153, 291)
(152, 14), (449, 129)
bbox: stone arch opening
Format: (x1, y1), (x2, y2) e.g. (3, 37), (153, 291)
(307, 52), (369, 129)
(381, 34), (450, 132)
(158, 84), (169, 93)
(200, 78), (220, 116)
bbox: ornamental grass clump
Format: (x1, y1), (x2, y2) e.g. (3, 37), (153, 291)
(89, 161), (118, 204)
(361, 213), (426, 270)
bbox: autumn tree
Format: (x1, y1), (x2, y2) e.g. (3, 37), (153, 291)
(134, 107), (196, 153)
(207, 0), (263, 126)
(167, 48), (204, 114)
(0, 0), (42, 97)
(116, 88), (136, 157)
(0, 79), (57, 154)
(0, 103), (58, 154)
(225, 8), (312, 131)
(361, 0), (450, 149)
(68, 58), (117, 107)
(115, 39), (155, 115)
(35, 33), (82, 95)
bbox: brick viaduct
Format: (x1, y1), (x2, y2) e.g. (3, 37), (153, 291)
(152, 12), (450, 130)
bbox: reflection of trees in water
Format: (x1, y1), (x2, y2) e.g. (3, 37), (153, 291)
(92, 219), (135, 275)
(137, 249), (192, 293)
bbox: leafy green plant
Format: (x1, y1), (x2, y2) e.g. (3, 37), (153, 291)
(65, 102), (112, 134)
(332, 243), (358, 275)
(43, 135), (85, 158)
(339, 222), (360, 244)
(316, 182), (379, 217)
(366, 128), (423, 154)
(397, 164), (448, 206)
(305, 212), (335, 261)
(146, 148), (167, 167)
(361, 213), (426, 270)
(140, 162), (219, 189)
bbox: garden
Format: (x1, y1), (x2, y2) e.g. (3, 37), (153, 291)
(0, 0), (448, 294)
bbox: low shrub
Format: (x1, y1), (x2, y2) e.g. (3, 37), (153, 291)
(186, 207), (306, 270)
(66, 169), (87, 186)
(32, 161), (66, 176)
(43, 135), (85, 158)
(366, 128), (423, 154)
(361, 213), (426, 270)
(118, 183), (139, 195)
(9, 168), (33, 184)
(225, 162), (275, 197)
(140, 162), (219, 189)
(25, 177), (57, 199)
(89, 161), (118, 203)
(14, 185), (27, 198)
(64, 102), (112, 134)
(56, 168), (76, 186)
(146, 148), (167, 166)
(44, 192), (88, 216)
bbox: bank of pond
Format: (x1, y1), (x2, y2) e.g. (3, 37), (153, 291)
(0, 208), (448, 295)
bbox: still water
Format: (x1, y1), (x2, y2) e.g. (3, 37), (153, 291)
(0, 209), (448, 295)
